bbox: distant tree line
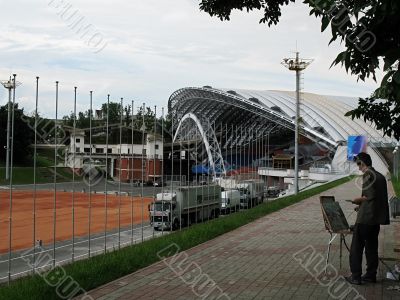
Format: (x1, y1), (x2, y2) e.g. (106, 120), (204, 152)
(0, 100), (173, 163)
(0, 103), (34, 163)
(62, 101), (162, 132)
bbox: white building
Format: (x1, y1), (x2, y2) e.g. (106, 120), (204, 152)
(65, 127), (163, 181)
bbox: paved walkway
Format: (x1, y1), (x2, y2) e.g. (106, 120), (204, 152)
(78, 180), (400, 300)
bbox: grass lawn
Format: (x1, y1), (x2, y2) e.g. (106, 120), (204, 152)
(0, 149), (78, 185)
(0, 167), (78, 185)
(0, 175), (354, 300)
(36, 149), (57, 167)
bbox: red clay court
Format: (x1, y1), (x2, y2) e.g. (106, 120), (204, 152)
(0, 190), (153, 253)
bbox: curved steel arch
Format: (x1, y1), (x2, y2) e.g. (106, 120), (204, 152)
(173, 112), (226, 179)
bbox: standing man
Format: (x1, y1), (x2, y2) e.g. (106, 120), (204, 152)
(346, 152), (390, 285)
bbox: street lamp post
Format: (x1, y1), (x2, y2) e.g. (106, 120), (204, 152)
(393, 149), (397, 180)
(281, 52), (312, 194)
(394, 144), (399, 179)
(1, 76), (21, 180)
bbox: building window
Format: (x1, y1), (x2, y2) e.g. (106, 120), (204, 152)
(96, 148), (104, 154)
(107, 149), (112, 154)
(84, 148), (90, 153)
(76, 147), (80, 153)
(155, 144), (159, 150)
(76, 138), (80, 143)
(142, 149), (147, 155)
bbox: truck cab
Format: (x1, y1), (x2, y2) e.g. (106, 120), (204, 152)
(237, 183), (251, 208)
(150, 192), (177, 230)
(237, 180), (265, 208)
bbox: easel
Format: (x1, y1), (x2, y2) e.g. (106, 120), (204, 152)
(324, 230), (351, 274)
(320, 196), (352, 274)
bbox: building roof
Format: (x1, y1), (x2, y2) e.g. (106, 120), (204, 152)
(169, 87), (397, 149)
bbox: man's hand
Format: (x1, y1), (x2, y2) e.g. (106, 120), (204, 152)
(352, 196), (367, 205)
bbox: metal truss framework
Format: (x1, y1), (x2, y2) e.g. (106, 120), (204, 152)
(173, 112), (226, 179)
(168, 87), (338, 151)
(169, 86), (397, 180)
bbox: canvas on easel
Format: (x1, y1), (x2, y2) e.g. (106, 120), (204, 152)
(320, 196), (352, 273)
(320, 196), (335, 231)
(320, 196), (350, 234)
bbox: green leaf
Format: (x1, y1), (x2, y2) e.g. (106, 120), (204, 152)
(383, 49), (400, 71)
(330, 51), (346, 68)
(321, 15), (330, 32)
(344, 110), (353, 117)
(344, 51), (351, 72)
(393, 71), (400, 85)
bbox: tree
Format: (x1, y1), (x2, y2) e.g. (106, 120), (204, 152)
(77, 111), (91, 128)
(62, 101), (122, 129)
(62, 114), (74, 127)
(34, 116), (55, 144)
(135, 106), (156, 132)
(0, 103), (34, 163)
(162, 112), (173, 141)
(124, 104), (131, 124)
(199, 0), (400, 140)
(101, 101), (122, 124)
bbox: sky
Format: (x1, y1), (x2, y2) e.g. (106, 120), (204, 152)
(0, 0), (381, 118)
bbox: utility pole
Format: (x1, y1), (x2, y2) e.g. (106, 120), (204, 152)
(394, 142), (400, 179)
(1, 76), (21, 180)
(281, 52), (312, 195)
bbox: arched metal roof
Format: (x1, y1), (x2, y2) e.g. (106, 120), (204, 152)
(168, 87), (397, 149)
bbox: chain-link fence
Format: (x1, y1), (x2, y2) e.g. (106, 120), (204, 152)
(0, 75), (276, 284)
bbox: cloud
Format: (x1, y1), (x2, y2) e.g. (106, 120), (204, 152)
(0, 0), (381, 118)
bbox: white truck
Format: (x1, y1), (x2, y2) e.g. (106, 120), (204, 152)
(220, 189), (241, 214)
(236, 180), (265, 208)
(150, 184), (221, 230)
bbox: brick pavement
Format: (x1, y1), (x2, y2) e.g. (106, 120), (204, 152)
(77, 179), (400, 300)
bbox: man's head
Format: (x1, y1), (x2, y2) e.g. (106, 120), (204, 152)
(354, 152), (372, 173)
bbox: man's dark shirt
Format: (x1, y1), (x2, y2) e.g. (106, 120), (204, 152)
(356, 167), (390, 225)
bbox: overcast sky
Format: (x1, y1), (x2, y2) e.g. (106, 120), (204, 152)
(0, 0), (381, 118)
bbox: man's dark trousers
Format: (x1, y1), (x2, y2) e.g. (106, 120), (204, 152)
(350, 223), (380, 278)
